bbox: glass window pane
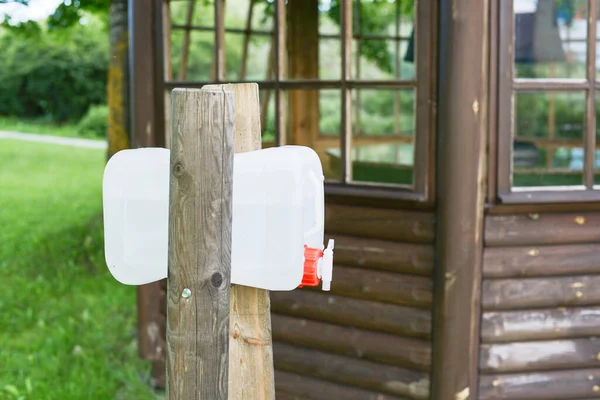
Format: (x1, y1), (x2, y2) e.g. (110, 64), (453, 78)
(170, 0), (215, 28)
(225, 0), (250, 29)
(512, 91), (586, 187)
(514, 0), (588, 79)
(244, 35), (272, 81)
(259, 89), (275, 145)
(320, 39), (341, 80)
(352, 0), (415, 81)
(171, 30), (215, 81)
(285, 90), (341, 181)
(349, 89), (415, 186)
(192, 0), (215, 27)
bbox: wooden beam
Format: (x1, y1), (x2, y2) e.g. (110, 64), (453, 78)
(483, 243), (600, 278)
(328, 235), (434, 276)
(177, 0), (195, 80)
(482, 275), (600, 310)
(485, 212), (600, 247)
(273, 343), (430, 399)
(166, 88), (235, 399)
(325, 205), (435, 243)
(272, 313), (432, 371)
(203, 83), (275, 400)
(480, 337), (600, 374)
(238, 0), (254, 80)
(275, 370), (409, 400)
(307, 266), (432, 308)
(129, 0), (167, 387)
(479, 368), (600, 400)
(431, 0), (489, 399)
(270, 290), (431, 338)
(481, 306), (600, 343)
(287, 0), (319, 147)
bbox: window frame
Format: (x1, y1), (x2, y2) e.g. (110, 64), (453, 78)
(495, 0), (600, 204)
(159, 0), (437, 203)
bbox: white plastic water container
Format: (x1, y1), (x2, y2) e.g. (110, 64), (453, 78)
(102, 146), (334, 291)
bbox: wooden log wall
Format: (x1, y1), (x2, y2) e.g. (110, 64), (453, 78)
(271, 203), (435, 400)
(480, 211), (600, 400)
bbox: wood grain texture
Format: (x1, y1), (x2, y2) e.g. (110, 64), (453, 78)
(270, 290), (431, 338)
(485, 212), (600, 247)
(482, 275), (600, 310)
(307, 265), (432, 308)
(166, 88), (235, 399)
(273, 343), (430, 399)
(325, 204), (434, 243)
(327, 234), (434, 276)
(481, 307), (600, 343)
(271, 313), (431, 371)
(479, 368), (600, 400)
(287, 0), (319, 148)
(203, 83), (275, 400)
(274, 370), (410, 400)
(432, 0), (488, 398)
(483, 243), (600, 278)
(480, 338), (600, 374)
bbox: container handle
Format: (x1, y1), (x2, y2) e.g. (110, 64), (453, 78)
(304, 171), (324, 239)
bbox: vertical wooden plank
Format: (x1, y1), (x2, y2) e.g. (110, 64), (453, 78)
(432, 0), (489, 399)
(287, 0), (319, 148)
(340, 0), (352, 183)
(129, 0), (167, 388)
(214, 0), (226, 81)
(274, 0), (287, 147)
(413, 0), (436, 198)
(497, 0), (514, 194)
(238, 0), (254, 80)
(166, 88), (235, 399)
(203, 82), (275, 400)
(585, 0), (597, 189)
(107, 0), (130, 159)
(177, 0), (195, 80)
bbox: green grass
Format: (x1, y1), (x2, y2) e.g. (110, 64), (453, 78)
(0, 140), (161, 400)
(0, 117), (102, 140)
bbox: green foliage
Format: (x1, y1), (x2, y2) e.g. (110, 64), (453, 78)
(0, 140), (161, 400)
(0, 23), (109, 122)
(238, 0), (414, 74)
(77, 104), (109, 139)
(326, 0), (413, 74)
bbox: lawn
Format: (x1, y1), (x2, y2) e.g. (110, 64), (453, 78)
(0, 139), (161, 400)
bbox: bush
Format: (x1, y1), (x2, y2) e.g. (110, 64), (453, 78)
(77, 105), (108, 138)
(0, 23), (108, 123)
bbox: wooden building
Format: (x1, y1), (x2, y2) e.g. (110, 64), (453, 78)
(128, 0), (600, 398)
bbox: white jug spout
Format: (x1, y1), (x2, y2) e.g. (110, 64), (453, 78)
(318, 239), (335, 291)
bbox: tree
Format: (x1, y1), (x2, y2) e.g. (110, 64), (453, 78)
(2, 0), (129, 158)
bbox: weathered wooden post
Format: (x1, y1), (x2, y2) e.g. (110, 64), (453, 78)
(203, 83), (276, 399)
(167, 88), (235, 399)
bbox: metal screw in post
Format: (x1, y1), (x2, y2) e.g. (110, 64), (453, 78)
(181, 288), (192, 299)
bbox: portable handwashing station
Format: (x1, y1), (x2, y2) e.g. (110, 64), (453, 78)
(102, 145), (334, 291)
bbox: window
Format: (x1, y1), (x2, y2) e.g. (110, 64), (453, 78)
(497, 0), (600, 202)
(162, 0), (435, 201)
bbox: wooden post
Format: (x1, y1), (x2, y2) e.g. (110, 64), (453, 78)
(167, 88), (235, 399)
(287, 0), (319, 148)
(203, 83), (276, 400)
(129, 0), (167, 387)
(432, 0), (489, 399)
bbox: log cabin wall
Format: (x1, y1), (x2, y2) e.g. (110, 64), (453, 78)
(271, 200), (435, 400)
(479, 211), (600, 400)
